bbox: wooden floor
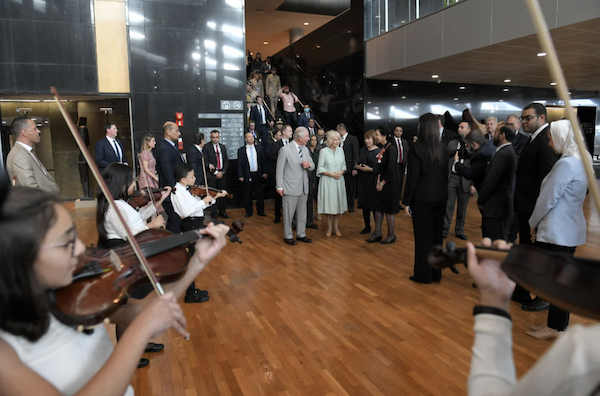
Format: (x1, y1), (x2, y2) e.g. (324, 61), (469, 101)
(68, 197), (598, 396)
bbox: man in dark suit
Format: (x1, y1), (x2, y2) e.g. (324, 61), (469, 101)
(155, 121), (184, 233)
(443, 121), (472, 240)
(204, 129), (230, 218)
(438, 115), (459, 145)
(391, 125), (409, 210)
(95, 123), (127, 173)
(506, 113), (531, 243)
(513, 103), (559, 311)
(298, 104), (315, 128)
(338, 123), (359, 212)
(238, 132), (267, 217)
(269, 124), (293, 223)
(454, 130), (495, 196)
(249, 96), (273, 144)
(186, 132), (206, 187)
(477, 124), (517, 241)
(316, 128), (326, 148)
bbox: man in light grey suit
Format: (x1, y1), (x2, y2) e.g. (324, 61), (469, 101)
(7, 117), (59, 196)
(276, 127), (315, 245)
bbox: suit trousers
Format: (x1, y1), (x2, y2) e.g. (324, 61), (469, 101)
(208, 176), (228, 215)
(180, 217), (205, 295)
(283, 193), (308, 240)
(243, 173), (265, 215)
(163, 198), (181, 234)
(344, 172), (356, 210)
(443, 174), (470, 236)
(411, 200), (445, 283)
(482, 217), (508, 241)
(513, 213), (535, 301)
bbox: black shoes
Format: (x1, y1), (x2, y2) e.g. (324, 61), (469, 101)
(144, 343), (164, 353)
(456, 233), (468, 240)
(366, 234), (383, 243)
(219, 212), (230, 219)
(138, 358), (150, 369)
(258, 213), (266, 217)
(284, 238), (297, 245)
(307, 224), (319, 229)
(184, 289), (209, 303)
(245, 213), (252, 218)
(359, 227), (371, 234)
(409, 276), (431, 284)
(274, 218), (281, 224)
(522, 298), (550, 312)
(297, 236), (312, 243)
(381, 235), (396, 244)
(348, 207), (355, 213)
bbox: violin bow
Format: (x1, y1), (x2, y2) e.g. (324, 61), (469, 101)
(526, 0), (600, 215)
(201, 154), (212, 200)
(51, 87), (165, 297)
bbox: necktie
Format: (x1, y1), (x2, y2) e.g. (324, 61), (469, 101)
(341, 136), (344, 148)
(397, 138), (403, 163)
(112, 140), (122, 162)
(283, 140), (287, 146)
(249, 147), (256, 172)
(216, 145), (222, 169)
(298, 146), (303, 160)
(260, 106), (265, 124)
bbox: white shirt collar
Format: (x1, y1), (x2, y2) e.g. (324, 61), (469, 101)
(530, 123), (549, 141)
(106, 136), (116, 143)
(292, 140), (301, 150)
(194, 144), (203, 153)
(245, 144), (256, 149)
(495, 142), (512, 153)
(164, 138), (175, 147)
(16, 141), (33, 152)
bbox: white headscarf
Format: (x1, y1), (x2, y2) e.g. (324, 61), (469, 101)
(549, 120), (589, 162)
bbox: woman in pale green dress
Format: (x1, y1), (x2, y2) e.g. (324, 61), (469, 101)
(317, 131), (347, 236)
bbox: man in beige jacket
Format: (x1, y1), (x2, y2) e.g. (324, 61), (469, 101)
(7, 117), (59, 196)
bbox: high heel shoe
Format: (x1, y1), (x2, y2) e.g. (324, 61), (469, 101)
(365, 234), (383, 243)
(380, 235), (396, 244)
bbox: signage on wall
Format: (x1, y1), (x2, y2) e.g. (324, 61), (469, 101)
(197, 112), (244, 159)
(220, 100), (243, 111)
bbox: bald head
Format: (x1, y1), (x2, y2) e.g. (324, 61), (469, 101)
(163, 121), (181, 142)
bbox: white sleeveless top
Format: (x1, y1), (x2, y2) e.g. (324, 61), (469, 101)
(0, 316), (134, 396)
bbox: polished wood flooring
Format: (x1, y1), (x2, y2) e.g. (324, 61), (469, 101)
(68, 197), (598, 396)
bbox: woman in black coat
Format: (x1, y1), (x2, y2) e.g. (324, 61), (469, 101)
(402, 113), (449, 283)
(356, 129), (380, 234)
(366, 127), (399, 244)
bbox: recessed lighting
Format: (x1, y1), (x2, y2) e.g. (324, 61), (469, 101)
(348, 30), (351, 34)
(454, 97), (458, 100)
(499, 99), (504, 102)
(392, 83), (398, 87)
(410, 107), (414, 111)
(504, 79), (511, 83)
(367, 101), (371, 104)
(263, 41), (268, 45)
(550, 82), (557, 86)
(415, 102), (420, 105)
(503, 88), (509, 92)
(304, 22), (309, 25)
(537, 52), (546, 57)
(401, 96), (406, 99)
(432, 74), (439, 79)
(375, 15), (380, 18)
(316, 45), (320, 49)
(460, 86), (466, 90)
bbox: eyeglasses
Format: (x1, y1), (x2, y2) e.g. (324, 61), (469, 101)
(519, 115), (538, 122)
(41, 229), (78, 257)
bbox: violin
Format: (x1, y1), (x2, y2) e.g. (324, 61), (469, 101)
(127, 188), (166, 209)
(51, 220), (244, 327)
(428, 241), (600, 322)
(188, 185), (233, 199)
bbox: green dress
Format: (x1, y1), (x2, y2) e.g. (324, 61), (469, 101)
(317, 147), (348, 215)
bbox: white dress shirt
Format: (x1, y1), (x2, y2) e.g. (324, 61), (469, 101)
(15, 141), (49, 176)
(106, 136), (123, 163)
(213, 143), (223, 174)
(245, 145), (258, 172)
(105, 200), (156, 241)
(340, 133), (347, 148)
(530, 123), (549, 142)
(394, 137), (404, 163)
(194, 144), (203, 154)
(171, 182), (215, 219)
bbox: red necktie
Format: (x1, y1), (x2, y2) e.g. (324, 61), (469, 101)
(216, 145), (222, 169)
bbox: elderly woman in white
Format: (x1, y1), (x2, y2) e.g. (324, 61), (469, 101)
(527, 119), (590, 340)
(317, 130), (347, 237)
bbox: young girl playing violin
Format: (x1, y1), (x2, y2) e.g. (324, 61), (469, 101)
(97, 163), (170, 249)
(171, 164), (228, 304)
(0, 186), (229, 395)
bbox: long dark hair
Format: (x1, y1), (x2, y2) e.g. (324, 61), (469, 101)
(96, 163), (134, 248)
(0, 187), (58, 341)
(417, 113), (446, 165)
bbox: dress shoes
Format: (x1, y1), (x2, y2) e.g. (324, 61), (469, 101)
(408, 276), (431, 284)
(137, 358), (150, 369)
(144, 343), (164, 353)
(359, 227), (371, 234)
(258, 213), (266, 217)
(195, 288), (209, 297)
(297, 236), (312, 243)
(306, 224), (319, 229)
(219, 212), (230, 219)
(284, 238), (297, 245)
(184, 290), (209, 303)
(381, 235), (396, 244)
(365, 235), (383, 243)
(348, 207), (355, 213)
(456, 233), (468, 240)
(274, 218), (281, 224)
(522, 298), (550, 312)
(245, 213), (252, 218)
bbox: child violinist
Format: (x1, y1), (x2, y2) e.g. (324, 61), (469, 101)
(0, 186), (229, 395)
(171, 165), (228, 304)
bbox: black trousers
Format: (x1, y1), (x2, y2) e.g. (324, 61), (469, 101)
(163, 198), (181, 234)
(344, 172), (356, 210)
(180, 217), (205, 296)
(411, 200), (445, 283)
(535, 242), (575, 331)
(284, 111), (297, 130)
(243, 172), (265, 215)
(482, 216), (508, 241)
(208, 176), (228, 215)
(513, 213), (535, 301)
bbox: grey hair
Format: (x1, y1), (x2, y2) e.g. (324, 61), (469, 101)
(506, 114), (520, 122)
(10, 117), (31, 138)
(485, 116), (498, 123)
(325, 130), (341, 148)
(293, 127), (308, 140)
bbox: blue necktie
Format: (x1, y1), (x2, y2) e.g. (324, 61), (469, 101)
(249, 147), (256, 172)
(298, 146), (303, 160)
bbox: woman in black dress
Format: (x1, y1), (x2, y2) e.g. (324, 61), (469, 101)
(366, 127), (399, 244)
(356, 129), (380, 234)
(402, 113), (449, 284)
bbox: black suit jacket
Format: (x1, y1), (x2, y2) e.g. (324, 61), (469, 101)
(512, 131), (529, 158)
(298, 112), (315, 128)
(391, 136), (409, 167)
(341, 134), (359, 171)
(186, 145), (205, 186)
(95, 137), (126, 173)
(237, 145), (266, 182)
(204, 142), (229, 182)
(477, 144), (517, 218)
(514, 126), (559, 217)
(402, 141), (448, 205)
(268, 139), (286, 163)
(454, 140), (495, 192)
(250, 105), (273, 127)
(441, 128), (459, 146)
(156, 139), (184, 188)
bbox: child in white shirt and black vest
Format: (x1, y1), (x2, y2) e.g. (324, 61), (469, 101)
(171, 164), (228, 303)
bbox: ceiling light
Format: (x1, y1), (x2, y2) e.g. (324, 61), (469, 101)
(432, 74), (439, 79)
(256, 9), (265, 14)
(454, 97), (458, 100)
(304, 22), (309, 25)
(499, 99), (504, 102)
(550, 82), (557, 86)
(504, 79), (511, 83)
(503, 88), (509, 92)
(537, 52), (546, 57)
(392, 83), (398, 87)
(415, 102), (420, 105)
(460, 86), (466, 90)
(316, 45), (320, 49)
(348, 30), (351, 34)
(263, 41), (268, 45)
(401, 96), (406, 99)
(375, 15), (380, 19)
